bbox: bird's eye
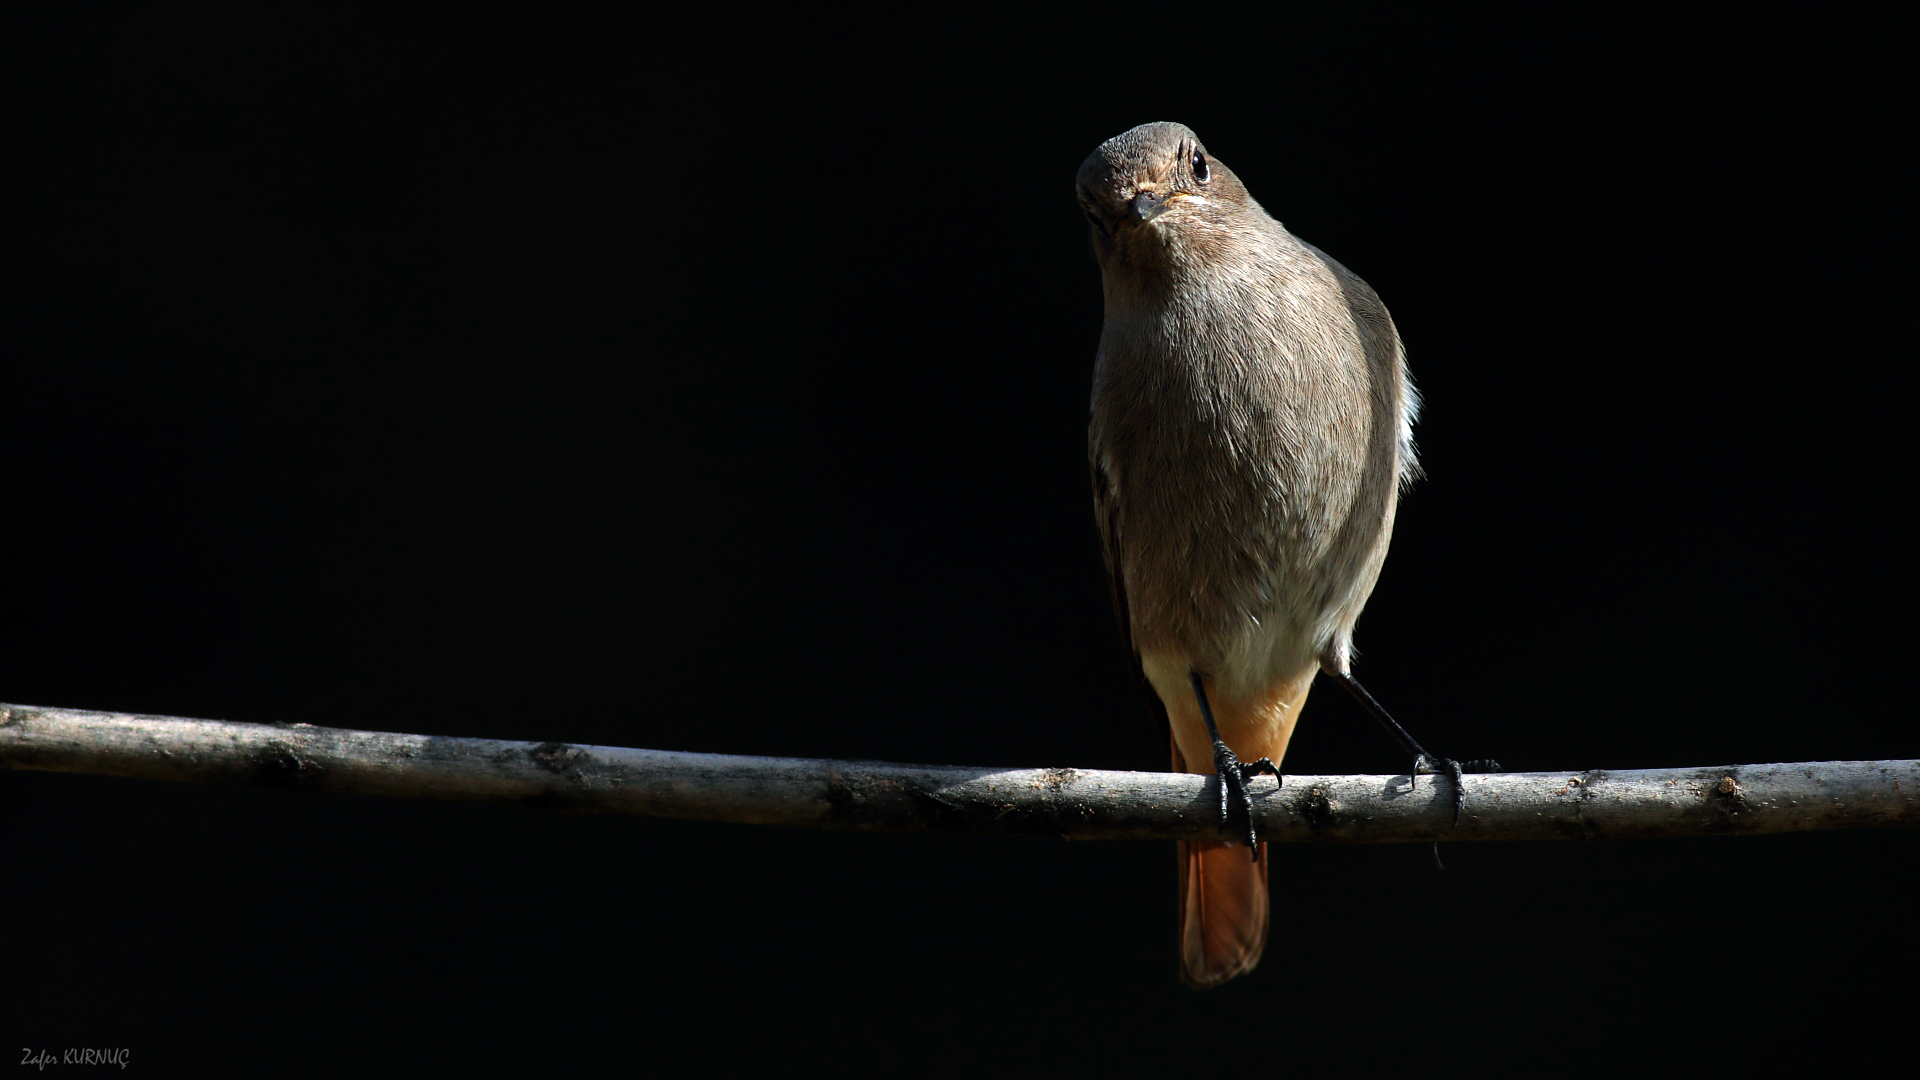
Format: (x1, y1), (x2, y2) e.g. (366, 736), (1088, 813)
(1191, 150), (1209, 184)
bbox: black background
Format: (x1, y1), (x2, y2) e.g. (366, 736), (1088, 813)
(6, 3), (1913, 1073)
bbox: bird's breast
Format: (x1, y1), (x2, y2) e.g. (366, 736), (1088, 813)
(1090, 263), (1396, 679)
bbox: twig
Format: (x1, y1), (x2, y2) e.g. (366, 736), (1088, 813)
(3, 702), (1915, 842)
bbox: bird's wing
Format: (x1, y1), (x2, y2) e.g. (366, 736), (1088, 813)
(1090, 435), (1171, 748)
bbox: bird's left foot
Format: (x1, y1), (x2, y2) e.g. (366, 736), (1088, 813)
(1210, 738), (1281, 852)
(1189, 672), (1280, 858)
(1413, 754), (1504, 826)
(1322, 667), (1501, 829)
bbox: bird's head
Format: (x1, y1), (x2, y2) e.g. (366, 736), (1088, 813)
(1075, 122), (1252, 275)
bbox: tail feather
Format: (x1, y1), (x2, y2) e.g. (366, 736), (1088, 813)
(1160, 671), (1311, 989)
(1178, 839), (1268, 988)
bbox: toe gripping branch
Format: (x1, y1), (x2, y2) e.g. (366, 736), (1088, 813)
(1324, 669), (1501, 827)
(1188, 673), (1280, 859)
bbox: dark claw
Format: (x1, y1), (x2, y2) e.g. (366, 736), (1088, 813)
(1210, 739), (1259, 851)
(1410, 755), (1505, 826)
(1191, 673), (1281, 860)
(1325, 669), (1502, 834)
(1410, 754), (1469, 825)
(1242, 757), (1283, 786)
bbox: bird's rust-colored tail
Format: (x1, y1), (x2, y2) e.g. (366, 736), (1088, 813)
(1164, 671), (1312, 989)
(1177, 838), (1270, 988)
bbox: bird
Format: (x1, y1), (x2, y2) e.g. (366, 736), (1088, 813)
(1080, 121), (1423, 988)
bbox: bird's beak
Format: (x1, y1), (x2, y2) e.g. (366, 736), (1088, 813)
(1131, 190), (1192, 224)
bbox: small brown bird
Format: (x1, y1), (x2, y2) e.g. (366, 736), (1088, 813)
(1081, 122), (1421, 988)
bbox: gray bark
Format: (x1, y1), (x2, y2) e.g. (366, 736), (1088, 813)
(4, 702), (1915, 842)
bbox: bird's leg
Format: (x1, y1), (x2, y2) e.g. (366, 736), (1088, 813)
(1321, 669), (1500, 828)
(1188, 672), (1280, 859)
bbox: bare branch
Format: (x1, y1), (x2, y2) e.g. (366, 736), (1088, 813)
(3, 702), (1915, 842)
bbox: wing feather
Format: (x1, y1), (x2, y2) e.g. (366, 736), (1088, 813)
(1090, 442), (1170, 745)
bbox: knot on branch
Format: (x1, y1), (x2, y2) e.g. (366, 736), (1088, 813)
(530, 742), (588, 775)
(1713, 772), (1749, 815)
(1299, 784), (1334, 830)
(1035, 767), (1078, 793)
(256, 739), (327, 784)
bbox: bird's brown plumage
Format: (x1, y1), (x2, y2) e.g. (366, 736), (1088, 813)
(1080, 122), (1417, 989)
